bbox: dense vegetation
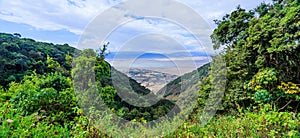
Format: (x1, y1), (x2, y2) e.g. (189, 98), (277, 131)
(0, 33), (175, 137)
(178, 0), (299, 136)
(0, 0), (299, 137)
(157, 63), (210, 100)
(210, 0), (300, 113)
(0, 33), (76, 87)
(72, 49), (176, 122)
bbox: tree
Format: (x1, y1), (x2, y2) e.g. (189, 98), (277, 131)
(97, 42), (110, 61)
(211, 0), (300, 112)
(13, 33), (21, 37)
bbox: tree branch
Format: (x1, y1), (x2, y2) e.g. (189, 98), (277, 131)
(278, 100), (292, 111)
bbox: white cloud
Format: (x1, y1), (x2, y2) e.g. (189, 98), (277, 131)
(105, 19), (212, 53)
(87, 0), (217, 54)
(0, 0), (270, 33)
(0, 0), (271, 52)
(77, 0), (270, 54)
(181, 0), (273, 27)
(0, 0), (109, 35)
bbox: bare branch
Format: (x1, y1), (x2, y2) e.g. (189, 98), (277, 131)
(278, 100), (292, 111)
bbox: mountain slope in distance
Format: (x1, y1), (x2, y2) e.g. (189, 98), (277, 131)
(156, 63), (210, 101)
(126, 68), (178, 94)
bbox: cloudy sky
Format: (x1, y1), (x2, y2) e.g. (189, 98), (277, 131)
(0, 0), (272, 75)
(0, 0), (272, 46)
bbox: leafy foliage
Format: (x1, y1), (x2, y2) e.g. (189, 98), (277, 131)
(211, 0), (300, 112)
(9, 72), (77, 123)
(0, 101), (106, 137)
(168, 104), (300, 137)
(0, 33), (76, 87)
(72, 49), (176, 122)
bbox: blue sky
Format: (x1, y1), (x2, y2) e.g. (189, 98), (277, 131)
(0, 0), (272, 74)
(0, 0), (271, 47)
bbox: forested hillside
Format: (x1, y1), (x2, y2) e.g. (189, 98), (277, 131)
(156, 63), (210, 101)
(0, 33), (175, 137)
(0, 33), (76, 87)
(166, 0), (300, 137)
(209, 0), (300, 113)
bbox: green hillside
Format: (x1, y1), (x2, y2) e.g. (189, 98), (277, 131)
(0, 33), (76, 87)
(163, 0), (300, 137)
(210, 0), (300, 113)
(156, 63), (210, 101)
(0, 33), (175, 137)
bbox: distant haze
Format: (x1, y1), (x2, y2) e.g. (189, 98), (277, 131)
(106, 52), (211, 76)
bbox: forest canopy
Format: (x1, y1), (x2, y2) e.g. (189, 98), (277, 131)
(210, 0), (300, 112)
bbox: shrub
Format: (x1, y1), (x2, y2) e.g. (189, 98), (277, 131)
(9, 72), (78, 123)
(168, 105), (300, 137)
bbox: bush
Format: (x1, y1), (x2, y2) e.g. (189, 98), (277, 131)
(168, 104), (300, 137)
(0, 101), (105, 137)
(9, 72), (78, 123)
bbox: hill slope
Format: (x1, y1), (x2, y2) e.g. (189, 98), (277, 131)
(0, 32), (175, 122)
(0, 33), (150, 94)
(157, 63), (210, 101)
(0, 33), (76, 87)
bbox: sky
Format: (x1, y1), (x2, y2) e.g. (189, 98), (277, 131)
(0, 0), (272, 75)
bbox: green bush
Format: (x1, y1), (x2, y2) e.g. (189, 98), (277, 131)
(254, 89), (272, 103)
(168, 105), (300, 137)
(9, 72), (78, 123)
(0, 101), (106, 137)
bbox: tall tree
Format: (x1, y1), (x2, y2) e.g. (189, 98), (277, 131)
(211, 0), (300, 112)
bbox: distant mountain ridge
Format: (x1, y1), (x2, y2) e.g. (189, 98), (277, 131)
(106, 51), (212, 60)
